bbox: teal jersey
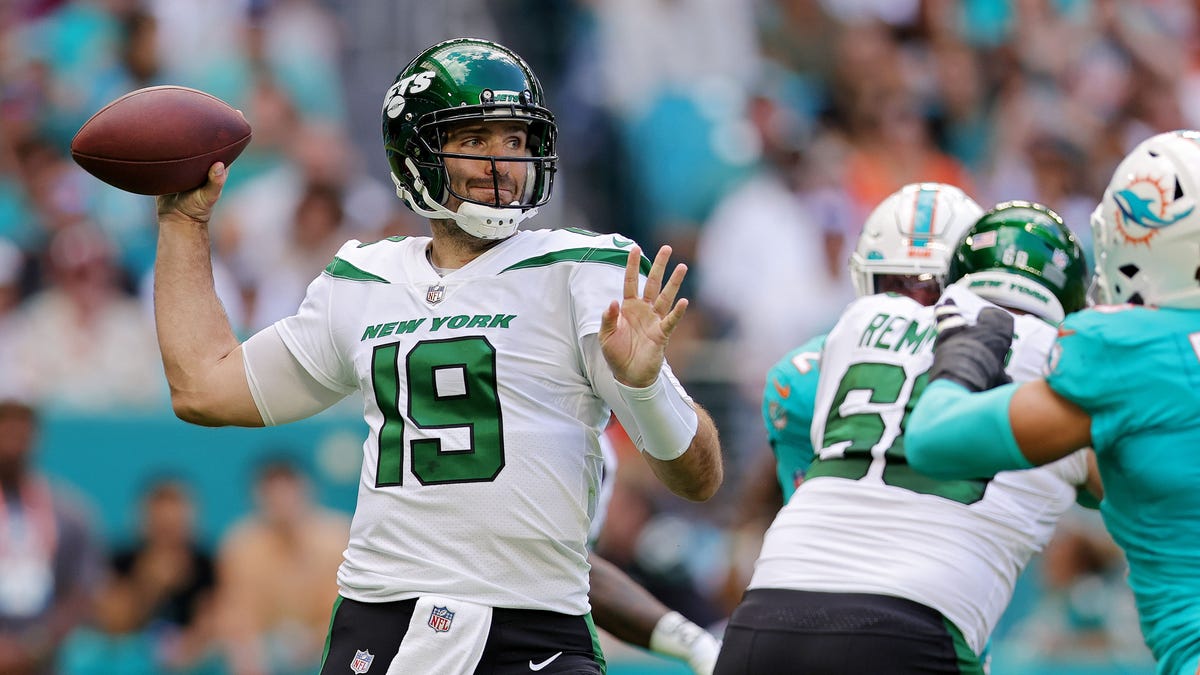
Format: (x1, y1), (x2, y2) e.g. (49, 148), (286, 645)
(1047, 305), (1200, 675)
(762, 334), (825, 501)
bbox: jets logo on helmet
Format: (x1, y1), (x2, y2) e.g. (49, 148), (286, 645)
(1092, 130), (1200, 308)
(383, 71), (435, 119)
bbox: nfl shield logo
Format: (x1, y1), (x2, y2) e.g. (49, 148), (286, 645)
(350, 649), (374, 674)
(426, 284), (445, 305)
(428, 605), (454, 632)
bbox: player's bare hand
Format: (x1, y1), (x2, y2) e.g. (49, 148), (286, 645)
(599, 244), (689, 388)
(156, 162), (227, 225)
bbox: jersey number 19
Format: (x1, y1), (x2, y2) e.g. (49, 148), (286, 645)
(371, 336), (505, 486)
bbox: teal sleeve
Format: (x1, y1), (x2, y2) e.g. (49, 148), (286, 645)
(762, 336), (824, 500)
(906, 380), (1032, 479)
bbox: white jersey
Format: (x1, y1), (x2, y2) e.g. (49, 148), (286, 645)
(749, 284), (1089, 654)
(272, 228), (649, 615)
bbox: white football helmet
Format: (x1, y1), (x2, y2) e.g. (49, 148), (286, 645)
(1091, 130), (1200, 308)
(850, 182), (984, 300)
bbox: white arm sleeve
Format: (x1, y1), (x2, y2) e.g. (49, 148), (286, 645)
(242, 326), (348, 426)
(581, 334), (697, 460)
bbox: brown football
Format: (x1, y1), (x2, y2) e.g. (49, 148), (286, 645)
(70, 85), (252, 195)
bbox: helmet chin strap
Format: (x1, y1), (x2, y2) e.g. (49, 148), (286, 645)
(392, 161), (538, 240)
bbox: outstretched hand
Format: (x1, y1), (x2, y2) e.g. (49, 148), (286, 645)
(156, 162), (228, 224)
(929, 300), (1015, 392)
(599, 245), (689, 388)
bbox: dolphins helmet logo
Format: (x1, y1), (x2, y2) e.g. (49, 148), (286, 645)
(1112, 174), (1195, 246)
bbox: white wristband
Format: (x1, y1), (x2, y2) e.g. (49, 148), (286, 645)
(615, 375), (698, 461)
(650, 611), (721, 675)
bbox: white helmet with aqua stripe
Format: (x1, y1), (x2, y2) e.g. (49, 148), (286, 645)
(849, 182), (984, 305)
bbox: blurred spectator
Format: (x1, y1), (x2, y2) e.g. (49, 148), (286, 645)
(925, 38), (995, 173)
(756, 0), (842, 110)
(245, 180), (347, 331)
(0, 239), (26, 381)
(215, 459), (348, 675)
(841, 89), (975, 221)
(213, 119), (397, 331)
(57, 576), (159, 675)
(588, 0), (760, 250)
(248, 0), (346, 125)
(117, 8), (161, 90)
(12, 221), (163, 411)
(994, 510), (1156, 671)
(0, 396), (103, 675)
(144, 0), (246, 87)
(695, 90), (853, 440)
(110, 478), (220, 673)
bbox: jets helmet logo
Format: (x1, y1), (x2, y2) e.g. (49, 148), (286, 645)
(383, 70), (436, 120)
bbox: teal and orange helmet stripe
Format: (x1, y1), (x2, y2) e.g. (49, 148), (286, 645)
(907, 184), (940, 256)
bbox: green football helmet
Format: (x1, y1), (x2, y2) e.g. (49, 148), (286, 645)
(382, 38), (557, 239)
(947, 201), (1088, 323)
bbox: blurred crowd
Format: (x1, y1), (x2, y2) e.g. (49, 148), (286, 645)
(2, 0), (1192, 672)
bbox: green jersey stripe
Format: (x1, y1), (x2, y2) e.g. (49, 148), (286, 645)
(500, 247), (651, 275)
(324, 257), (391, 283)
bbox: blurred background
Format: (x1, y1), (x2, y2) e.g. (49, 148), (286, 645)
(0, 0), (1187, 672)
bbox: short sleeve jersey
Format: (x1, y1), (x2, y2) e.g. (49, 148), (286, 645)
(272, 228), (648, 615)
(750, 285), (1089, 655)
(762, 334), (825, 501)
(1047, 305), (1200, 674)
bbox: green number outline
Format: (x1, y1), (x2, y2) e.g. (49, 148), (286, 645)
(371, 336), (505, 487)
(810, 361), (990, 505)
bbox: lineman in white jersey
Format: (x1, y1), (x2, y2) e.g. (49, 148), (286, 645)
(152, 38), (722, 675)
(714, 202), (1100, 674)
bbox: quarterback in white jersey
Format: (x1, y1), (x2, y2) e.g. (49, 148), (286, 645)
(153, 38), (722, 675)
(270, 228), (700, 612)
(715, 202), (1099, 674)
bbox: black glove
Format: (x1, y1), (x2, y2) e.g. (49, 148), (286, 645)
(928, 300), (1015, 392)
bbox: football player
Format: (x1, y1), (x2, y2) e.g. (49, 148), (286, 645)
(759, 182), (984, 503)
(152, 38), (722, 674)
(908, 131), (1200, 675)
(716, 201), (1100, 674)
